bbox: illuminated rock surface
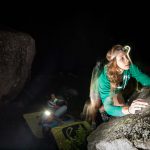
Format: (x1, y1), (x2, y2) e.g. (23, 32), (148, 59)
(88, 87), (150, 150)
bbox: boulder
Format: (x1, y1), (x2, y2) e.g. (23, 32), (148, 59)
(87, 87), (150, 150)
(0, 31), (35, 105)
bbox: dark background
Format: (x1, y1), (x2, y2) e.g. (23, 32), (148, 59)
(0, 4), (150, 149)
(1, 5), (149, 78)
(9, 7), (150, 88)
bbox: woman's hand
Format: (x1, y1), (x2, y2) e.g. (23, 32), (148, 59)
(128, 99), (149, 114)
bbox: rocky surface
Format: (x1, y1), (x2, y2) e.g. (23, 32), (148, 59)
(87, 87), (150, 150)
(0, 31), (35, 105)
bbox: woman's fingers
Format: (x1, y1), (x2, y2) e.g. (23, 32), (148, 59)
(134, 107), (142, 111)
(132, 99), (149, 106)
(131, 103), (147, 108)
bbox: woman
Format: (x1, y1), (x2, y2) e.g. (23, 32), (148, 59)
(99, 44), (150, 117)
(83, 44), (150, 125)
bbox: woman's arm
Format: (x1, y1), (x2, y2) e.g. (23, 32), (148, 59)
(130, 64), (150, 86)
(98, 68), (126, 116)
(103, 96), (126, 116)
(103, 97), (148, 116)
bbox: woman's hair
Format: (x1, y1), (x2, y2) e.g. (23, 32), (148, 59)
(106, 44), (127, 90)
(106, 45), (124, 62)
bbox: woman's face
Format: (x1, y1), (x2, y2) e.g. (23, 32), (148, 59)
(116, 51), (130, 71)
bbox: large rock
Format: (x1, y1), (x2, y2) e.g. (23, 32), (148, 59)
(87, 87), (150, 150)
(0, 31), (35, 105)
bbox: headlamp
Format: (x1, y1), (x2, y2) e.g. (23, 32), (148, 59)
(123, 45), (132, 63)
(123, 45), (131, 54)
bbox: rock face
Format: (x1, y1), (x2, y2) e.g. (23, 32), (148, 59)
(87, 87), (150, 150)
(0, 31), (35, 105)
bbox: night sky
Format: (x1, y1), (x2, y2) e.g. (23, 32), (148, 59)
(1, 6), (149, 78)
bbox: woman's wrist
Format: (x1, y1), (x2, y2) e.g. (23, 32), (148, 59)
(122, 106), (130, 115)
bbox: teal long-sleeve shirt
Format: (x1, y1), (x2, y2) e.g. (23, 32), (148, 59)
(98, 64), (150, 117)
